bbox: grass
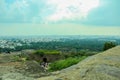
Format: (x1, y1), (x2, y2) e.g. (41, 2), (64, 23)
(34, 50), (60, 56)
(11, 55), (20, 61)
(49, 56), (87, 71)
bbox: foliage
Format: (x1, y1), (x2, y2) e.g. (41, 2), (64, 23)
(34, 50), (45, 57)
(1, 37), (120, 53)
(49, 56), (87, 71)
(34, 50), (60, 56)
(11, 55), (20, 61)
(103, 42), (117, 51)
(10, 54), (29, 62)
(61, 49), (98, 59)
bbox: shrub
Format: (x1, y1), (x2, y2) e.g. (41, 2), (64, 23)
(34, 51), (44, 57)
(49, 56), (87, 71)
(34, 50), (60, 56)
(103, 42), (116, 51)
(11, 55), (20, 61)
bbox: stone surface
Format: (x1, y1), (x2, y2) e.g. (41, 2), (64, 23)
(2, 73), (34, 80)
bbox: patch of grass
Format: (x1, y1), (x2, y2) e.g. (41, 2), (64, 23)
(49, 56), (87, 71)
(11, 55), (20, 61)
(34, 50), (60, 56)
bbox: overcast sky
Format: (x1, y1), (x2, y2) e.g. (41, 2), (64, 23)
(0, 0), (120, 36)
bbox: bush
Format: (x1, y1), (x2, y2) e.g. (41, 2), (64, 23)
(34, 51), (44, 57)
(49, 56), (87, 71)
(103, 42), (116, 51)
(11, 55), (20, 61)
(34, 50), (60, 56)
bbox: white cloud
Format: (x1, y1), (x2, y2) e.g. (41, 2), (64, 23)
(1, 0), (29, 18)
(0, 0), (100, 23)
(0, 0), (36, 22)
(46, 0), (100, 22)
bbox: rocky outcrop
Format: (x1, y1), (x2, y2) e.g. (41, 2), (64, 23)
(1, 73), (34, 80)
(0, 51), (60, 80)
(37, 46), (120, 80)
(0, 46), (120, 80)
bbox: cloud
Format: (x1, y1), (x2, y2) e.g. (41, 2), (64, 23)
(0, 0), (45, 23)
(45, 0), (100, 22)
(0, 0), (29, 22)
(0, 0), (119, 26)
(81, 0), (120, 26)
(0, 0), (100, 23)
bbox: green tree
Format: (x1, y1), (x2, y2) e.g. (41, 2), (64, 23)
(103, 42), (116, 51)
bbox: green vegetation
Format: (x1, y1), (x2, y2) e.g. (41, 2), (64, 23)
(1, 36), (120, 53)
(103, 42), (117, 51)
(10, 54), (28, 62)
(11, 55), (20, 61)
(34, 50), (60, 56)
(49, 56), (87, 71)
(61, 49), (98, 59)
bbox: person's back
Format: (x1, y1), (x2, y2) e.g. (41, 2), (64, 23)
(41, 58), (48, 72)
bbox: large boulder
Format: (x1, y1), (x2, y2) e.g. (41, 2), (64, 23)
(0, 60), (44, 80)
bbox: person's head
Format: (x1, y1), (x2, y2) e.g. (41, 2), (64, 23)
(43, 58), (47, 62)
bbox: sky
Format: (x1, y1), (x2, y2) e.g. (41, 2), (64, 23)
(0, 0), (120, 36)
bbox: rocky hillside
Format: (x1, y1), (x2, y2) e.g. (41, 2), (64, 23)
(37, 46), (120, 80)
(0, 46), (120, 80)
(0, 53), (48, 80)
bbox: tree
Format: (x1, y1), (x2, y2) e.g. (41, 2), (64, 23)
(103, 42), (116, 51)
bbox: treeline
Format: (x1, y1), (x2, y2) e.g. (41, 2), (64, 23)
(15, 39), (104, 51)
(0, 39), (119, 53)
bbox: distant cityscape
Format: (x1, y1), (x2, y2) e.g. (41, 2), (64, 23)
(0, 36), (61, 49)
(0, 35), (120, 53)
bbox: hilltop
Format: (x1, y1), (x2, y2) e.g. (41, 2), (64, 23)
(0, 46), (120, 80)
(37, 46), (120, 80)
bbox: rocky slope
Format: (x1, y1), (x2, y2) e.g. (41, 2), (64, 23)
(0, 46), (120, 80)
(37, 46), (120, 80)
(0, 53), (46, 80)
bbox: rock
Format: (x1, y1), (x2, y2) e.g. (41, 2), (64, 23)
(22, 61), (43, 73)
(0, 59), (44, 79)
(15, 60), (45, 78)
(2, 73), (34, 80)
(55, 78), (63, 80)
(0, 66), (16, 76)
(93, 64), (120, 79)
(37, 46), (120, 80)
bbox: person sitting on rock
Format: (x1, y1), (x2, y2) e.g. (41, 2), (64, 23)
(41, 58), (48, 72)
